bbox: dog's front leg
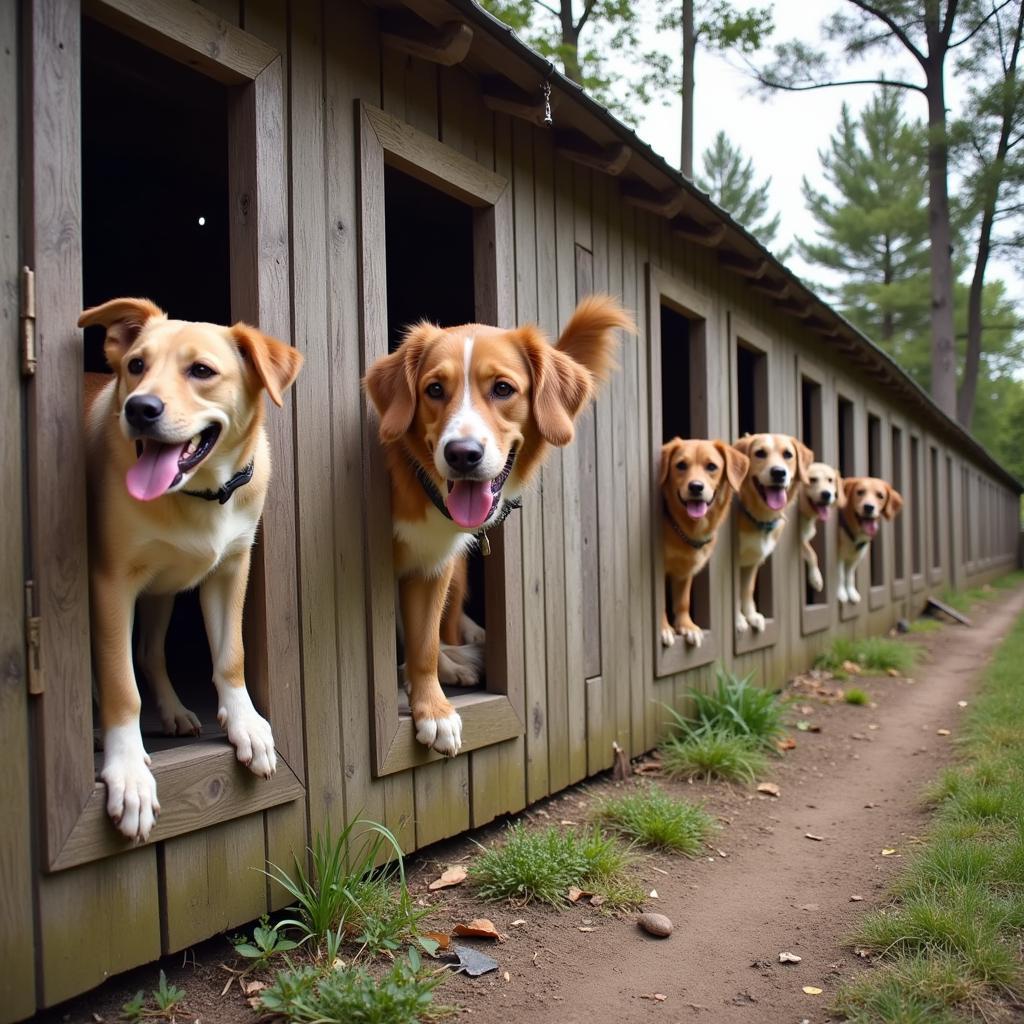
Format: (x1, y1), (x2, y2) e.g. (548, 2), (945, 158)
(94, 571), (160, 842)
(671, 572), (703, 647)
(400, 563), (463, 756)
(837, 560), (850, 603)
(200, 549), (277, 778)
(802, 533), (824, 593)
(137, 593), (201, 736)
(739, 563), (765, 632)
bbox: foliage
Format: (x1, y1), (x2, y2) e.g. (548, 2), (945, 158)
(697, 131), (786, 249)
(231, 914), (300, 965)
(593, 785), (717, 853)
(259, 948), (446, 1024)
(834, 606), (1024, 1020)
(119, 971), (186, 1022)
(659, 730), (767, 782)
(815, 635), (917, 676)
(469, 822), (642, 907)
(844, 687), (870, 706)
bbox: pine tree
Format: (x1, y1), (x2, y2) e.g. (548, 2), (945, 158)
(797, 90), (932, 367)
(697, 130), (784, 250)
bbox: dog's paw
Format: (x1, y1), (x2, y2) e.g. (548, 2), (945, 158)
(748, 611), (766, 632)
(157, 697), (202, 737)
(660, 623), (676, 647)
(848, 587), (861, 604)
(808, 567), (824, 592)
(681, 625), (704, 648)
(411, 694), (462, 756)
(217, 687), (277, 778)
(736, 612), (749, 633)
(101, 725), (160, 842)
(439, 643), (484, 686)
(460, 613), (486, 647)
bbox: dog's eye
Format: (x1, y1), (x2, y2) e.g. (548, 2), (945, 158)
(675, 460), (687, 471)
(782, 450), (793, 460)
(754, 448), (767, 459)
(809, 477), (818, 484)
(425, 382), (444, 400)
(706, 462), (717, 473)
(857, 488), (866, 496)
(492, 380), (515, 398)
(127, 357), (144, 375)
(189, 363), (216, 380)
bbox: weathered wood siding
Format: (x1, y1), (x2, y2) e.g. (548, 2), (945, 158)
(2, 1), (1019, 1018)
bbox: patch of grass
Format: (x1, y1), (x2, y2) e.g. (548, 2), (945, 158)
(469, 823), (641, 908)
(120, 971), (187, 1022)
(835, 607), (1024, 1020)
(844, 687), (870, 705)
(815, 635), (917, 676)
(665, 665), (784, 749)
(908, 617), (943, 634)
(592, 785), (717, 854)
(259, 948), (446, 1024)
(659, 730), (767, 783)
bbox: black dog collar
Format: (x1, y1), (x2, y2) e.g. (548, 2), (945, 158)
(663, 499), (713, 550)
(738, 499), (780, 533)
(840, 514), (870, 550)
(184, 459), (255, 505)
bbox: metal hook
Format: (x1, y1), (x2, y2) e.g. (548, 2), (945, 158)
(542, 79), (553, 126)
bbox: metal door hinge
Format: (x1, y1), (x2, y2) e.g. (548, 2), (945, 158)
(21, 266), (36, 377)
(24, 581), (42, 694)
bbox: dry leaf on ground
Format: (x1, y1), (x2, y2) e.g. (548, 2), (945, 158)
(803, 986), (823, 995)
(805, 833), (825, 842)
(842, 660), (861, 674)
(428, 866), (467, 891)
(881, 848), (897, 856)
(757, 782), (781, 797)
(511, 919), (526, 927)
(937, 728), (951, 736)
(422, 931), (452, 951)
(453, 919), (502, 940)
(777, 738), (797, 751)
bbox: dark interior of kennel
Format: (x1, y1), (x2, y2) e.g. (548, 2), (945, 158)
(868, 414), (884, 584)
(801, 377), (827, 605)
(81, 18), (230, 737)
(383, 167), (486, 673)
(892, 426), (906, 578)
(837, 397), (855, 478)
(659, 304), (709, 630)
(910, 436), (923, 574)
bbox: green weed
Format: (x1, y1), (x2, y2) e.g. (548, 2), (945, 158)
(816, 635), (917, 675)
(658, 730), (767, 783)
(844, 687), (870, 705)
(593, 785), (717, 854)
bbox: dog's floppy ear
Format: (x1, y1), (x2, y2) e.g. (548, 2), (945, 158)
(732, 433), (753, 457)
(842, 477), (858, 506)
(520, 324), (593, 446)
(793, 438), (815, 485)
(659, 439), (681, 486)
(231, 323), (304, 407)
(714, 440), (750, 493)
(78, 297), (165, 370)
(364, 322), (435, 443)
(883, 483), (904, 520)
(555, 294), (634, 385)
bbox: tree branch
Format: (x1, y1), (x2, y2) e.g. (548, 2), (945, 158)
(532, 0), (559, 17)
(752, 69), (926, 94)
(847, 0), (926, 65)
(948, 0), (1013, 49)
(575, 0), (599, 34)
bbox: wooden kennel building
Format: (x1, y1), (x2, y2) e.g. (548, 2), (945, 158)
(2, 0), (1021, 1016)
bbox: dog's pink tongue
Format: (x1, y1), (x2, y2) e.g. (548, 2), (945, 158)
(445, 480), (494, 529)
(817, 504), (831, 522)
(765, 486), (787, 511)
(862, 517), (880, 538)
(126, 440), (185, 501)
(685, 499), (708, 520)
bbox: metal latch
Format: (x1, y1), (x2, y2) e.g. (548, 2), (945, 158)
(24, 581), (42, 694)
(21, 266), (36, 376)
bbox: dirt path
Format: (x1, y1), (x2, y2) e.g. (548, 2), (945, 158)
(435, 588), (1024, 1024)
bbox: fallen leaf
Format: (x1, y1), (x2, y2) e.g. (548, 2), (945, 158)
(842, 660), (862, 674)
(757, 782), (781, 797)
(511, 919), (526, 927)
(849, 895), (864, 902)
(937, 728), (951, 736)
(649, 889), (659, 899)
(578, 926), (595, 932)
(805, 833), (825, 842)
(422, 931), (452, 952)
(429, 865), (468, 891)
(567, 886), (591, 903)
(590, 894), (606, 907)
(777, 738), (797, 751)
(654, 994), (667, 1002)
(243, 980), (267, 996)
(779, 951), (802, 964)
(453, 919), (502, 940)
(559, 819), (577, 826)
(446, 944), (499, 977)
(887, 667), (901, 677)
(803, 986), (823, 995)
(881, 848), (897, 856)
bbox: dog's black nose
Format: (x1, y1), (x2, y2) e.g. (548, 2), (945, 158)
(444, 439), (484, 473)
(863, 503), (875, 516)
(770, 466), (788, 483)
(820, 489), (832, 503)
(688, 480), (705, 495)
(124, 394), (165, 429)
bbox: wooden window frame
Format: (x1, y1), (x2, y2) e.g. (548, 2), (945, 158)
(357, 101), (523, 777)
(797, 357), (832, 636)
(909, 434), (925, 592)
(647, 265), (719, 676)
(890, 422), (908, 599)
(835, 392), (862, 622)
(866, 405), (887, 611)
(25, 0), (303, 873)
(928, 444), (943, 584)
(730, 315), (778, 655)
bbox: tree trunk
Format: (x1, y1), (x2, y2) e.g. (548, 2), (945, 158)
(882, 237), (894, 344)
(924, 60), (958, 418)
(559, 1), (583, 84)
(680, 0), (696, 177)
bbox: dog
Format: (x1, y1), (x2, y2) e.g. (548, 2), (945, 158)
(837, 476), (903, 603)
(733, 433), (813, 632)
(78, 297), (303, 842)
(365, 295), (632, 757)
(797, 461), (843, 593)
(659, 438), (748, 648)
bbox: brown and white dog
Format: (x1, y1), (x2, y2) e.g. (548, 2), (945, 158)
(365, 296), (632, 756)
(733, 433), (813, 632)
(659, 438), (748, 647)
(837, 476), (903, 604)
(797, 461), (843, 593)
(79, 298), (303, 841)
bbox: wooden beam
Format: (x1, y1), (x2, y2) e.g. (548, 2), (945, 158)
(554, 131), (631, 175)
(806, 316), (839, 337)
(482, 76), (551, 126)
(775, 297), (813, 319)
(620, 182), (684, 218)
(752, 277), (792, 299)
(380, 14), (473, 66)
(719, 251), (770, 279)
(670, 214), (726, 247)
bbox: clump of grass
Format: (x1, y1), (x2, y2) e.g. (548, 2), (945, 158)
(815, 635), (917, 676)
(593, 785), (717, 854)
(659, 730), (767, 783)
(844, 687), (870, 706)
(908, 617), (943, 634)
(469, 823), (641, 908)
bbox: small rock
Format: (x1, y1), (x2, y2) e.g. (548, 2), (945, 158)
(779, 951), (802, 964)
(637, 912), (673, 938)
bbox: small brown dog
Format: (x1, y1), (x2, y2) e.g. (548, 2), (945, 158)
(797, 461), (843, 593)
(80, 298), (302, 842)
(733, 433), (813, 632)
(837, 476), (903, 603)
(659, 438), (748, 647)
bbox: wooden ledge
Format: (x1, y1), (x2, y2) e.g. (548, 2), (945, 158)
(555, 131), (631, 175)
(381, 15), (473, 67)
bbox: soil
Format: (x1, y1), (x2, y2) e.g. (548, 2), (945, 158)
(34, 585), (1024, 1024)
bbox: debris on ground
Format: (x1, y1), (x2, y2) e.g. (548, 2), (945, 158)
(637, 913), (673, 938)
